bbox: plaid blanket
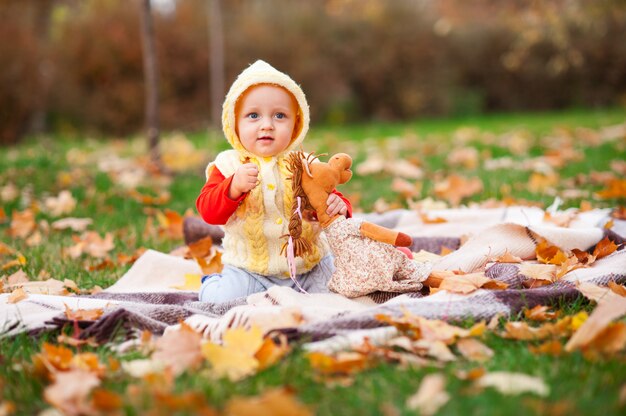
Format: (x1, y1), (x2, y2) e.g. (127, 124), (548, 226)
(1, 207), (624, 346)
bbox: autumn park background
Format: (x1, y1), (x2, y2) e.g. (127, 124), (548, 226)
(1, 0), (626, 415)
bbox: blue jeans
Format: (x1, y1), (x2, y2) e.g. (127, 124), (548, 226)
(198, 255), (335, 303)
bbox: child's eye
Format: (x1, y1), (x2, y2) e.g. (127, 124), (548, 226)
(275, 112), (286, 119)
(247, 112), (259, 119)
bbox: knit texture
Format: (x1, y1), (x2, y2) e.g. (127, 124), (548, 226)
(203, 60), (324, 276)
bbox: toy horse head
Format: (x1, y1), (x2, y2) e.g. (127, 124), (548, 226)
(283, 151), (352, 257)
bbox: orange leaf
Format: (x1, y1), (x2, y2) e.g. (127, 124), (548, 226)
(528, 340), (563, 356)
(565, 296), (626, 352)
(592, 237), (618, 260)
(255, 334), (290, 370)
(535, 240), (568, 265)
(433, 174), (483, 206)
(595, 179), (626, 199)
(524, 305), (560, 321)
(608, 281), (626, 297)
(223, 388), (312, 416)
(307, 351), (370, 376)
(91, 389), (123, 412)
(9, 209), (36, 239)
(7, 287), (27, 304)
(420, 212), (448, 224)
(64, 305), (104, 321)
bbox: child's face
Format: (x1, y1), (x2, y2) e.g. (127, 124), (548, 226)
(236, 84), (297, 157)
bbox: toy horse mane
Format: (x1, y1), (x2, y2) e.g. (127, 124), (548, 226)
(282, 150), (319, 257)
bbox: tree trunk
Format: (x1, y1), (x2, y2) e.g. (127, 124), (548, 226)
(139, 0), (162, 169)
(208, 0), (225, 128)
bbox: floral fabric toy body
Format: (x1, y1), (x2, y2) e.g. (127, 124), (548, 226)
(285, 152), (430, 298)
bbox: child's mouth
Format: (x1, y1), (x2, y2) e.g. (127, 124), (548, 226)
(257, 136), (274, 142)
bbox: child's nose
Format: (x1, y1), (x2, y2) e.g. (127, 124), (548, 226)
(260, 118), (274, 130)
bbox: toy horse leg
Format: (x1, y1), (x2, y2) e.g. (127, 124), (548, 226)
(359, 221), (412, 247)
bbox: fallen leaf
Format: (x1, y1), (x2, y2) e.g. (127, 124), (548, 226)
(433, 272), (507, 295)
(456, 338), (494, 362)
(202, 326), (264, 381)
(65, 231), (115, 258)
(433, 174), (483, 206)
(91, 389), (123, 413)
(51, 218), (93, 232)
(527, 172), (559, 195)
(156, 209), (184, 240)
(565, 296), (626, 352)
(8, 287), (28, 303)
(501, 318), (573, 341)
(391, 177), (421, 198)
(121, 359), (165, 378)
(419, 212), (447, 224)
(129, 189), (171, 205)
(406, 373), (450, 415)
(171, 273), (202, 291)
(595, 179), (626, 199)
(44, 190), (76, 217)
(608, 281), (626, 297)
(446, 147), (479, 169)
(583, 322), (626, 354)
(8, 279), (68, 296)
(592, 237), (618, 260)
(153, 322), (203, 376)
(9, 209), (36, 239)
(576, 282), (623, 304)
(44, 369), (100, 416)
(307, 351), (370, 376)
(528, 340), (563, 356)
(535, 240), (568, 265)
(223, 388), (312, 416)
(255, 334), (290, 370)
(477, 372), (550, 397)
(7, 269), (29, 285)
(555, 255), (586, 279)
(64, 305), (104, 321)
(57, 334), (99, 348)
(494, 250), (523, 263)
(524, 305), (559, 321)
(1, 252), (27, 271)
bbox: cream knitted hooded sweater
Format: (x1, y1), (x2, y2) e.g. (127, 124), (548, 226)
(206, 60), (327, 277)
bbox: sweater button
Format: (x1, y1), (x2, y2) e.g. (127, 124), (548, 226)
(267, 183), (275, 190)
(275, 218), (283, 224)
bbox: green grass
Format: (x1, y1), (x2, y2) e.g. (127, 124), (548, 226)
(1, 107), (626, 414)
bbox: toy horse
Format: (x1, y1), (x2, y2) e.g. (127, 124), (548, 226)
(284, 151), (430, 298)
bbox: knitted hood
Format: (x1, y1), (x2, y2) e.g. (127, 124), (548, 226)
(222, 60), (310, 156)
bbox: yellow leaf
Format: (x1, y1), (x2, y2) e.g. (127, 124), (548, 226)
(171, 273), (202, 291)
(201, 326), (264, 381)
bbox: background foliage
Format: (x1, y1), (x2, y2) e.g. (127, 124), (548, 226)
(1, 0), (625, 144)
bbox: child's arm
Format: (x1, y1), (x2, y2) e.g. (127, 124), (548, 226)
(196, 166), (246, 225)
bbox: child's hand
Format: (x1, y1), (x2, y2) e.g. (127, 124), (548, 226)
(326, 193), (348, 217)
(229, 163), (259, 199)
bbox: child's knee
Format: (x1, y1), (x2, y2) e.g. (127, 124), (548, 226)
(198, 274), (224, 302)
(197, 268), (263, 303)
